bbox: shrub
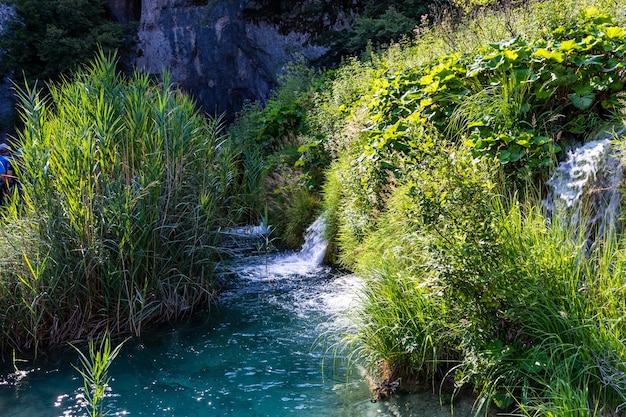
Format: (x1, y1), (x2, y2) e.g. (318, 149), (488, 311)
(0, 52), (240, 356)
(351, 176), (626, 414)
(362, 7), (626, 181)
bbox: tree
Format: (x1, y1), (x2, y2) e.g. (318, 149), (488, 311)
(0, 0), (127, 84)
(243, 0), (434, 66)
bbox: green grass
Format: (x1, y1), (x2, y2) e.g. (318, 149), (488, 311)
(344, 182), (626, 414)
(0, 51), (244, 356)
(229, 0), (626, 412)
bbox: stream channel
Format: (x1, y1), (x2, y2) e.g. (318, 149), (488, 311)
(0, 219), (476, 417)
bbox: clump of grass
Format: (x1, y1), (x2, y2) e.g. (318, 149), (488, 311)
(349, 177), (626, 414)
(344, 263), (449, 390)
(71, 331), (127, 417)
(0, 50), (242, 356)
(332, 139), (626, 413)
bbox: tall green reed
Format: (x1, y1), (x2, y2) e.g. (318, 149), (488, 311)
(0, 50), (241, 356)
(71, 332), (127, 417)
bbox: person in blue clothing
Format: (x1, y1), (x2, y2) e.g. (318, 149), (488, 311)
(0, 155), (9, 205)
(0, 143), (16, 205)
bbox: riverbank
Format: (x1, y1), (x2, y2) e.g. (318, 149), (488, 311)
(229, 0), (626, 414)
(0, 236), (487, 417)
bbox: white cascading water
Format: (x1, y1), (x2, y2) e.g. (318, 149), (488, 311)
(235, 214), (329, 280)
(544, 133), (623, 238)
(294, 215), (329, 267)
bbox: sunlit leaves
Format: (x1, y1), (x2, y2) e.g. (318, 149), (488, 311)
(532, 48), (564, 62)
(361, 6), (626, 178)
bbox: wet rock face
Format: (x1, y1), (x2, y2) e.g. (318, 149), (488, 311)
(133, 0), (326, 117)
(1, 0), (327, 121)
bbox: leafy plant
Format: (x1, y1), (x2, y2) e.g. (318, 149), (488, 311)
(360, 7), (626, 180)
(295, 135), (331, 190)
(71, 332), (127, 417)
(252, 99), (304, 151)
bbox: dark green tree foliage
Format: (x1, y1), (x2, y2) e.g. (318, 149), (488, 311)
(0, 0), (126, 83)
(243, 0), (433, 65)
(243, 0), (362, 34)
(350, 1), (430, 48)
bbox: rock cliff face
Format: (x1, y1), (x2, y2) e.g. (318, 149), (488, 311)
(0, 0), (328, 123)
(130, 0), (326, 117)
(0, 4), (14, 136)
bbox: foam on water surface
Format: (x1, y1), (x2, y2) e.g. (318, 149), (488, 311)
(0, 216), (472, 417)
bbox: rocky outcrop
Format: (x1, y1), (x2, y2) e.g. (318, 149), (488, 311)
(0, 0), (329, 123)
(133, 0), (327, 117)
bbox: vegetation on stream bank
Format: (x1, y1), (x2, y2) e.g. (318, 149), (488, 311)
(4, 0), (626, 414)
(0, 52), (248, 357)
(229, 0), (626, 414)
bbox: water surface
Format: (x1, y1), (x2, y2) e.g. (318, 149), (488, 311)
(0, 245), (474, 416)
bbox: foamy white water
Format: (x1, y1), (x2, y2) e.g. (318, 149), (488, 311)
(544, 135), (623, 237)
(222, 222), (271, 238)
(236, 214), (330, 280)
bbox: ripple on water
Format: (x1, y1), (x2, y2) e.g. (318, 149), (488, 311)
(0, 248), (478, 417)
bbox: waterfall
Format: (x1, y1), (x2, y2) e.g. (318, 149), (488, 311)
(220, 222), (271, 257)
(295, 215), (329, 266)
(272, 214), (329, 273)
(544, 134), (623, 238)
(232, 214), (329, 280)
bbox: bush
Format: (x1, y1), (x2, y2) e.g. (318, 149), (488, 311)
(350, 172), (626, 413)
(0, 52), (240, 356)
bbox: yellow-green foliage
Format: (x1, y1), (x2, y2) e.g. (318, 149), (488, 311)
(234, 0), (626, 413)
(321, 2), (626, 413)
(313, 0), (626, 259)
(0, 52), (241, 356)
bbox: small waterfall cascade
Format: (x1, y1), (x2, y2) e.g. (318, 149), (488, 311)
(220, 222), (271, 256)
(544, 135), (623, 238)
(233, 214), (329, 280)
(296, 214), (329, 266)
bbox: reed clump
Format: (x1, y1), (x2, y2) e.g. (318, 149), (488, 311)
(0, 51), (241, 357)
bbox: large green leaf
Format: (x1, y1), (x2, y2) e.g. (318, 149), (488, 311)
(568, 92), (596, 109)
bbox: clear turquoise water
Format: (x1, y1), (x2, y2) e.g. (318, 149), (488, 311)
(0, 249), (470, 417)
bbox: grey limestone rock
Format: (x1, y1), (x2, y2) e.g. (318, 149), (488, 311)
(133, 0), (327, 117)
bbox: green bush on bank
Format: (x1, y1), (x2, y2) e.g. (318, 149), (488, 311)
(331, 3), (626, 414)
(341, 147), (626, 413)
(232, 0), (626, 413)
(0, 52), (242, 356)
